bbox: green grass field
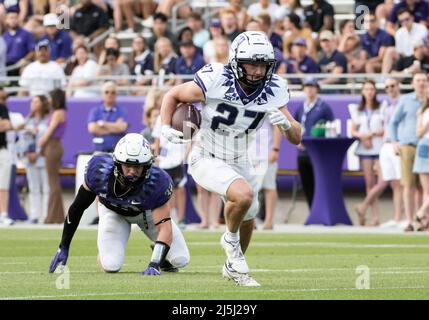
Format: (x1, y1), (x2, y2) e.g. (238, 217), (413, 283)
(0, 228), (428, 300)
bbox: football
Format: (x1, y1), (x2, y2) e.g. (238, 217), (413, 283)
(171, 103), (201, 140)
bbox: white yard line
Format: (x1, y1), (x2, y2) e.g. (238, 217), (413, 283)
(188, 241), (429, 248)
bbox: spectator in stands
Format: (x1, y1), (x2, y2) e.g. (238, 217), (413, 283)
(303, 0), (334, 33)
(294, 78), (334, 208)
(375, 0), (395, 30)
(351, 79), (384, 227)
(18, 95), (50, 224)
(228, 0), (250, 31)
(141, 87), (163, 149)
(130, 36), (154, 91)
(386, 0), (429, 36)
(2, 11), (35, 77)
(97, 36), (127, 66)
(38, 88), (67, 224)
(0, 95), (13, 225)
(19, 39), (66, 96)
(97, 47), (130, 89)
(0, 30), (6, 81)
(153, 37), (177, 86)
(87, 81), (128, 153)
(67, 44), (98, 97)
(337, 19), (364, 73)
(0, 0), (29, 26)
(390, 72), (427, 231)
(317, 30), (348, 90)
(220, 7), (242, 42)
(113, 0), (157, 32)
(282, 13), (315, 60)
(146, 12), (177, 52)
(275, 0), (305, 31)
(174, 40), (205, 85)
(208, 36), (229, 65)
(359, 11), (395, 74)
(203, 18), (225, 64)
(40, 13), (73, 65)
(256, 12), (283, 52)
(177, 26), (203, 56)
(279, 37), (319, 83)
(247, 0), (279, 25)
(155, 0), (191, 18)
(413, 97), (429, 231)
(64, 36), (87, 75)
(355, 77), (403, 228)
(187, 12), (210, 49)
(393, 39), (429, 77)
(0, 87), (6, 105)
(70, 0), (109, 55)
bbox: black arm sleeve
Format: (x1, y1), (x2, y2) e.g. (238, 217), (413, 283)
(60, 185), (97, 249)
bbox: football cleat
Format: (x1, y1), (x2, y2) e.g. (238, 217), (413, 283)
(220, 232), (249, 274)
(222, 262), (260, 287)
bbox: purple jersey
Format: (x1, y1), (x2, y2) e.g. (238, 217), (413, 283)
(84, 154), (173, 217)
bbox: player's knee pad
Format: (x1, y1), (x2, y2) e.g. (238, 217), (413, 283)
(169, 255), (190, 268)
(99, 254), (122, 273)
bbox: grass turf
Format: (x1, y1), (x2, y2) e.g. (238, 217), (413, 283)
(0, 228), (428, 300)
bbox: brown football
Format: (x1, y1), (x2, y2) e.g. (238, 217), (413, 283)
(171, 103), (201, 140)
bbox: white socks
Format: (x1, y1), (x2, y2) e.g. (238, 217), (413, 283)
(225, 229), (239, 242)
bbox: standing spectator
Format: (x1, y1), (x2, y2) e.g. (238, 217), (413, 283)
(220, 7), (242, 42)
(174, 40), (205, 85)
(351, 79), (384, 227)
(256, 12), (283, 52)
(187, 12), (210, 49)
(38, 88), (67, 224)
(19, 39), (67, 96)
(203, 18), (225, 64)
(2, 11), (35, 77)
(153, 37), (177, 86)
(67, 44), (98, 97)
(87, 82), (128, 153)
(390, 72), (427, 231)
(359, 11), (395, 74)
(146, 12), (177, 52)
(355, 78), (403, 228)
(282, 12), (315, 59)
(40, 13), (73, 65)
(0, 96), (13, 225)
(96, 47), (130, 89)
(19, 95), (50, 224)
(386, 0), (429, 36)
(303, 0), (334, 33)
(228, 0), (250, 31)
(294, 78), (334, 207)
(318, 30), (348, 89)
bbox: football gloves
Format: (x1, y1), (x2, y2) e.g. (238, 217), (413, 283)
(267, 107), (291, 131)
(49, 244), (69, 273)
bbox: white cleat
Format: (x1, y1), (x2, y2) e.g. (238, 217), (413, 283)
(222, 262), (260, 287)
(220, 233), (249, 274)
(1, 216), (14, 226)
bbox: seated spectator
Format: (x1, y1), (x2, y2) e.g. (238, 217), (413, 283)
(187, 12), (210, 49)
(317, 30), (348, 89)
(303, 0), (334, 33)
(141, 87), (163, 149)
(96, 47), (130, 89)
(64, 36), (87, 75)
(113, 0), (157, 32)
(0, 0), (29, 26)
(375, 0), (396, 30)
(174, 40), (205, 85)
(177, 26), (203, 56)
(210, 36), (229, 64)
(220, 7), (242, 42)
(2, 11), (35, 77)
(386, 0), (429, 36)
(153, 37), (177, 86)
(97, 36), (128, 66)
(279, 37), (319, 83)
(282, 13), (315, 59)
(67, 44), (98, 97)
(247, 0), (279, 25)
(275, 0), (305, 30)
(87, 81), (129, 153)
(129, 35), (154, 88)
(256, 12), (283, 52)
(337, 19), (364, 73)
(392, 39), (429, 78)
(19, 39), (66, 96)
(359, 11), (394, 73)
(40, 13), (73, 65)
(228, 0), (251, 31)
(146, 12), (178, 52)
(155, 0), (191, 18)
(203, 18), (225, 64)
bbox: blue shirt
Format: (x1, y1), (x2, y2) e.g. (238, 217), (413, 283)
(389, 0), (429, 24)
(360, 29), (394, 58)
(175, 52), (206, 77)
(318, 50), (348, 83)
(2, 27), (35, 64)
(41, 30), (73, 61)
(390, 92), (424, 145)
(294, 98), (334, 156)
(270, 32), (283, 52)
(87, 104), (129, 152)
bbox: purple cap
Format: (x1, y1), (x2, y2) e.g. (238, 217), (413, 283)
(210, 19), (221, 28)
(303, 77), (319, 88)
(291, 37), (306, 47)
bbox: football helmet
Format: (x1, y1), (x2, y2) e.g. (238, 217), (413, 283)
(228, 31), (276, 89)
(113, 133), (153, 187)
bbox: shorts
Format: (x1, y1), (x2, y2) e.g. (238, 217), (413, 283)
(379, 142), (401, 181)
(188, 146), (259, 221)
(252, 160), (278, 191)
(164, 165), (187, 188)
(358, 155), (379, 160)
(399, 144), (419, 187)
(0, 149), (12, 190)
(413, 138), (429, 174)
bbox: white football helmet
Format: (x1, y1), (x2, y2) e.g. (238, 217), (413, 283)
(113, 133), (153, 186)
(228, 31), (276, 89)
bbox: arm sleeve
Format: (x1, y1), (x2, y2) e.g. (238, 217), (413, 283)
(60, 185), (96, 248)
(390, 97), (405, 142)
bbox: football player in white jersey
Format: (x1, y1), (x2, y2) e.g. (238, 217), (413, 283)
(160, 31), (301, 286)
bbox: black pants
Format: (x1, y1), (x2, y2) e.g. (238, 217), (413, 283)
(297, 155), (314, 208)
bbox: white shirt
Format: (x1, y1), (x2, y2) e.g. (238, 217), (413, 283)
(70, 59), (98, 97)
(19, 61), (67, 96)
(351, 105), (384, 156)
(247, 2), (280, 23)
(395, 23), (428, 57)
